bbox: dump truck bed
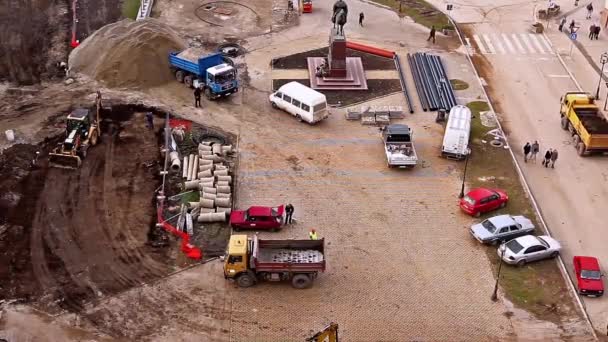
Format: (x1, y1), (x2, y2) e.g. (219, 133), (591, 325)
(251, 236), (326, 272)
(569, 107), (608, 149)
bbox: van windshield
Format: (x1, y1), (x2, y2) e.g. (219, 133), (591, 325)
(313, 102), (326, 112)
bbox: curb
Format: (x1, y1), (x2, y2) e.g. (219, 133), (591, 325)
(450, 17), (599, 340)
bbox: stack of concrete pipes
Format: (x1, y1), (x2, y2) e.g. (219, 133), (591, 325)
(182, 142), (234, 223)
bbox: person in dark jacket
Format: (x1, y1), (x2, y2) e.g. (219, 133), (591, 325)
(543, 149), (552, 167)
(427, 26), (436, 44)
(285, 203), (294, 224)
(359, 12), (364, 26)
(194, 87), (202, 108)
(550, 149), (559, 168)
(523, 142), (531, 162)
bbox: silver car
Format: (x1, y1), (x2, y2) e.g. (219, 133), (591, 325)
(498, 235), (561, 266)
(470, 214), (535, 244)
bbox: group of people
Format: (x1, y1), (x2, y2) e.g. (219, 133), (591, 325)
(588, 23), (601, 39)
(283, 203), (319, 240)
(558, 3), (602, 40)
(523, 141), (559, 168)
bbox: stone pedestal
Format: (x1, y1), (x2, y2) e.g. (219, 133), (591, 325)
(328, 28), (347, 77)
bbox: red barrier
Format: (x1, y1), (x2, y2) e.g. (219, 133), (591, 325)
(346, 41), (395, 58)
(71, 0), (79, 49)
(156, 203), (202, 260)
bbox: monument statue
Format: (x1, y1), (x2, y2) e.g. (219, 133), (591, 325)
(331, 0), (348, 36)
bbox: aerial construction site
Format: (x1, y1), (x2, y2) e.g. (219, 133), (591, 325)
(0, 0), (601, 340)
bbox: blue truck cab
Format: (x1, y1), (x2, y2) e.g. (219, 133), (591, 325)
(168, 51), (238, 100)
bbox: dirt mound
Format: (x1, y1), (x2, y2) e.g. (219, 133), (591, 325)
(69, 19), (186, 89)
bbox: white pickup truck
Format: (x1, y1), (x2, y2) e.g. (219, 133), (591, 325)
(382, 124), (418, 168)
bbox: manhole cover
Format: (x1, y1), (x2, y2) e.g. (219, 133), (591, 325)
(214, 7), (233, 15)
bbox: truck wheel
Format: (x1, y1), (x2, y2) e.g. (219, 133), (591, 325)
(291, 274), (312, 289)
(572, 134), (580, 146)
(205, 88), (212, 100)
(577, 142), (587, 156)
(175, 70), (185, 83)
(184, 75), (193, 88)
(560, 117), (568, 130)
(237, 271), (256, 288)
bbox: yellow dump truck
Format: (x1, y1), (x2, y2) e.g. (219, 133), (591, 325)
(560, 92), (608, 156)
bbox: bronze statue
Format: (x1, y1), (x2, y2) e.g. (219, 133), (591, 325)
(332, 0), (348, 35)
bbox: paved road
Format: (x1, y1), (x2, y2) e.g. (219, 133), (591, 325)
(424, 0), (608, 333)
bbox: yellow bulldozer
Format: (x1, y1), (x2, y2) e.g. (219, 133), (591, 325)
(49, 91), (102, 169)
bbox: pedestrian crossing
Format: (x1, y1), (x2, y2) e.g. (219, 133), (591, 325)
(468, 32), (554, 55)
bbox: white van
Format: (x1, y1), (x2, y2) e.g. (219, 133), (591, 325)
(441, 105), (471, 160)
(269, 82), (329, 124)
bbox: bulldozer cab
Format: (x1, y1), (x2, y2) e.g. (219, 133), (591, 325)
(67, 108), (92, 134)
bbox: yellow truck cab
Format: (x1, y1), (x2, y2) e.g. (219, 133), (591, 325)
(224, 234), (249, 280)
(560, 92), (608, 155)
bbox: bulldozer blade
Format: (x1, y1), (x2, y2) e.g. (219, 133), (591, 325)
(49, 153), (82, 169)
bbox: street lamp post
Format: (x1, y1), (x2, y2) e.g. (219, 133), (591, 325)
(595, 52), (608, 100)
(458, 149), (470, 198)
(491, 245), (507, 302)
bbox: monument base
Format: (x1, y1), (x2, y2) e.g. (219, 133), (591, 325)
(307, 57), (368, 90)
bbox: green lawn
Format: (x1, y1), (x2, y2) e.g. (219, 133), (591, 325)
(370, 0), (450, 29)
(464, 101), (577, 321)
(122, 0), (141, 20)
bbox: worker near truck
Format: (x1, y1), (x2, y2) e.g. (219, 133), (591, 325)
(285, 203), (294, 224)
(309, 229), (318, 240)
(194, 86), (202, 108)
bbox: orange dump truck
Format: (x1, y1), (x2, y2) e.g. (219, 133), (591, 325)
(559, 92), (608, 156)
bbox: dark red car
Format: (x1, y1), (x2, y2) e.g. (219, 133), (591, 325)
(573, 256), (604, 297)
(459, 187), (508, 217)
(230, 205), (285, 231)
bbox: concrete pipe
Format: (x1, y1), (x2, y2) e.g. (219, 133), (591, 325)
(197, 171), (212, 179)
(198, 143), (212, 151)
(202, 192), (217, 200)
(221, 145), (233, 153)
(216, 207), (232, 214)
(199, 159), (213, 166)
(182, 155), (189, 178)
(190, 157), (199, 181)
(189, 201), (201, 208)
(212, 144), (222, 155)
(216, 193), (231, 198)
(198, 164), (213, 173)
(216, 185), (231, 194)
(198, 169), (213, 178)
(213, 169), (229, 176)
(216, 180), (230, 187)
(198, 176), (215, 183)
(201, 155), (222, 162)
(200, 198), (215, 209)
(216, 175), (232, 184)
(215, 197), (232, 207)
(199, 151), (213, 158)
(170, 151), (180, 172)
(200, 207), (216, 214)
(187, 155), (195, 181)
(214, 165), (228, 171)
(202, 187), (217, 194)
(200, 141), (213, 146)
(184, 180), (200, 190)
(199, 182), (215, 189)
(197, 212), (227, 223)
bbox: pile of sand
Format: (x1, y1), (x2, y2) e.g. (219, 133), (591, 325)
(69, 19), (187, 89)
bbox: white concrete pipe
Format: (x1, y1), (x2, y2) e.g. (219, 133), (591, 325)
(201, 187), (217, 194)
(215, 197), (231, 207)
(213, 169), (229, 176)
(200, 198), (215, 208)
(199, 149), (213, 155)
(182, 155), (189, 178)
(212, 144), (222, 155)
(200, 207), (216, 214)
(214, 164), (227, 170)
(200, 141), (213, 146)
(201, 155), (222, 162)
(198, 176), (215, 183)
(184, 180), (199, 190)
(199, 182), (214, 189)
(221, 145), (233, 153)
(197, 212), (227, 223)
(216, 207), (232, 214)
(216, 175), (232, 184)
(198, 143), (212, 151)
(189, 201), (201, 208)
(198, 169), (213, 178)
(199, 159), (213, 166)
(190, 157), (199, 181)
(216, 185), (231, 194)
(170, 151), (181, 172)
(216, 180), (230, 187)
(197, 170), (213, 178)
(216, 193), (231, 198)
(202, 192), (217, 200)
(187, 154), (195, 181)
(198, 164), (213, 173)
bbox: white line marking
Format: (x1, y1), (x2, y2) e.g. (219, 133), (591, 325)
(547, 74), (571, 78)
(511, 33), (527, 54)
(540, 35), (553, 53)
(528, 33), (547, 54)
(473, 34), (490, 54)
(501, 33), (516, 54)
(492, 34), (506, 54)
(483, 34), (496, 54)
(520, 34), (537, 54)
(464, 37), (475, 54)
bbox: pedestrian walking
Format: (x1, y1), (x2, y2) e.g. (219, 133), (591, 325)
(559, 17), (567, 32)
(570, 20), (576, 33)
(531, 140), (540, 162)
(550, 149), (559, 168)
(309, 228), (318, 240)
(586, 3), (593, 19)
(359, 12), (364, 26)
(194, 86), (202, 108)
(589, 24), (596, 38)
(594, 25), (601, 39)
(523, 142), (531, 162)
(145, 111), (154, 129)
(427, 26), (436, 44)
(285, 203), (294, 224)
(543, 149), (552, 167)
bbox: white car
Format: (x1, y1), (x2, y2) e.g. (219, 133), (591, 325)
(470, 214), (535, 244)
(498, 235), (561, 266)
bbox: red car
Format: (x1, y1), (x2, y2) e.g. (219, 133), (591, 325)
(230, 205), (285, 231)
(573, 256), (604, 297)
(459, 187), (508, 217)
(303, 0), (312, 13)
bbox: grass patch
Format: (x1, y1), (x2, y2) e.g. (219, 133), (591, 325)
(180, 190), (200, 204)
(465, 101), (577, 321)
(122, 0), (141, 20)
(450, 79), (469, 90)
(369, 0), (449, 29)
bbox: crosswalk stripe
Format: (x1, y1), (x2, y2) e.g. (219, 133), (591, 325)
(520, 34), (537, 54)
(501, 34), (516, 54)
(492, 34), (506, 54)
(473, 34), (490, 54)
(540, 35), (553, 53)
(511, 33), (527, 54)
(528, 34), (546, 54)
(482, 34), (496, 54)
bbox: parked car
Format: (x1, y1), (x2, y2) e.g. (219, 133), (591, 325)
(230, 205), (285, 231)
(470, 214), (535, 244)
(573, 256), (604, 297)
(459, 188), (508, 217)
(498, 235), (561, 266)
